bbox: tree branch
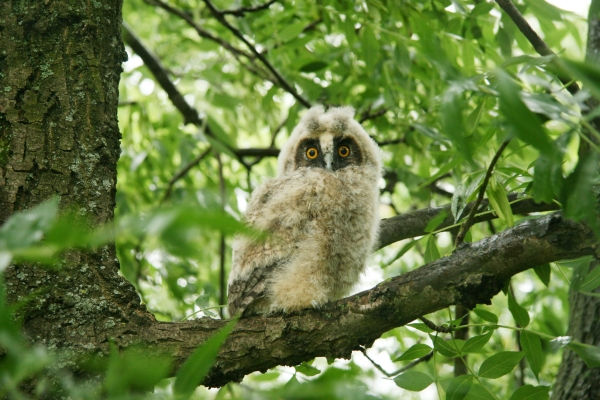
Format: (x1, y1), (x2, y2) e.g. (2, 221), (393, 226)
(495, 0), (580, 94)
(143, 0), (254, 59)
(122, 22), (250, 168)
(377, 193), (559, 249)
(455, 139), (510, 247)
(359, 107), (388, 123)
(219, 0), (277, 17)
(202, 0), (312, 108)
(130, 211), (596, 387)
(122, 22), (203, 126)
(161, 147), (213, 205)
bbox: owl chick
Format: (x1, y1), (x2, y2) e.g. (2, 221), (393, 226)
(227, 106), (382, 316)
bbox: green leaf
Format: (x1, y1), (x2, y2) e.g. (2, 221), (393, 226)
(473, 308), (498, 324)
(486, 175), (514, 227)
(104, 344), (172, 396)
(299, 61), (328, 72)
(418, 157), (461, 189)
(278, 21), (306, 42)
(424, 235), (441, 264)
(394, 371), (434, 392)
(174, 319), (237, 399)
(567, 341), (600, 368)
(478, 351), (524, 379)
(561, 152), (600, 234)
(508, 290), (530, 328)
(462, 330), (493, 354)
(569, 257), (593, 292)
(441, 85), (473, 163)
(446, 375), (473, 400)
(361, 26), (379, 73)
(509, 384), (550, 400)
(520, 331), (544, 380)
(425, 210), (449, 233)
(205, 117), (236, 158)
(394, 344), (433, 362)
(559, 59), (600, 99)
(533, 264), (551, 287)
(579, 266), (600, 293)
(386, 240), (418, 267)
(295, 362), (321, 376)
(496, 69), (557, 158)
(470, 1), (495, 17)
(532, 153), (563, 203)
(430, 334), (459, 357)
(0, 197), (58, 251)
(465, 383), (496, 400)
(408, 323), (434, 333)
(465, 99), (485, 134)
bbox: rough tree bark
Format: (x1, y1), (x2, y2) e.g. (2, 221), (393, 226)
(552, 1), (600, 398)
(0, 0), (599, 394)
(0, 0), (152, 376)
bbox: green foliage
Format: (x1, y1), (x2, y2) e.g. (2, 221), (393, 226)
(2, 0), (599, 398)
(174, 319), (237, 399)
(394, 371), (434, 392)
(478, 351), (524, 379)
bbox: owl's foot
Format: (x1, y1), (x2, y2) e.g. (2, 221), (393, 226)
(311, 300), (322, 310)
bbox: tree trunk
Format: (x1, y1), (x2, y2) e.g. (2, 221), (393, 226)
(552, 1), (600, 398)
(0, 0), (151, 381)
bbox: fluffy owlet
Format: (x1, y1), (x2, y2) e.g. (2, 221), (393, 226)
(227, 106), (382, 316)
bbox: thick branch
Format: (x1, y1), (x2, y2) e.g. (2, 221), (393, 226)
(377, 193), (559, 249)
(130, 212), (596, 387)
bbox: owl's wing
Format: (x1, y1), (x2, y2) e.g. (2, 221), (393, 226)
(227, 259), (282, 316)
(227, 176), (302, 316)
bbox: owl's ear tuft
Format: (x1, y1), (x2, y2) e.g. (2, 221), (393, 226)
(301, 105), (325, 133)
(325, 106), (355, 134)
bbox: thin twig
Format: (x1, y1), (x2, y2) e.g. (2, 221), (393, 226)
(219, 0), (277, 17)
(454, 140), (511, 248)
(375, 137), (405, 146)
(302, 18), (323, 33)
(453, 305), (470, 377)
(203, 0), (312, 108)
(123, 22), (250, 167)
(495, 0), (580, 94)
(160, 147), (213, 205)
(216, 152), (227, 319)
(144, 0), (253, 59)
(419, 316), (454, 333)
(359, 107), (388, 123)
(236, 148), (281, 158)
(359, 347), (434, 377)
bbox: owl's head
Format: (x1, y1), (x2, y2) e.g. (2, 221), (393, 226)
(277, 106), (382, 176)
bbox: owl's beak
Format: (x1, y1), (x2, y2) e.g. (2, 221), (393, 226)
(324, 152), (333, 170)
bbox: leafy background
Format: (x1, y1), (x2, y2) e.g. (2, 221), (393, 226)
(1, 0), (599, 399)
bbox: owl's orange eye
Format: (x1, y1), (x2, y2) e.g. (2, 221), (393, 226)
(306, 147), (318, 159)
(338, 145), (350, 157)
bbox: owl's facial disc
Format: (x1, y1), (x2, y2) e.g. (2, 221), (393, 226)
(293, 136), (363, 171)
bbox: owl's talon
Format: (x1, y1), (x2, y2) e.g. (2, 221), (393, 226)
(311, 300), (321, 310)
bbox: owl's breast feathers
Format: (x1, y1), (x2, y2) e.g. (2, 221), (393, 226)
(228, 166), (379, 316)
